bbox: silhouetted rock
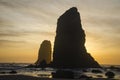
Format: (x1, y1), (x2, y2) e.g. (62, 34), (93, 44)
(35, 40), (51, 66)
(105, 71), (115, 78)
(52, 70), (74, 79)
(9, 70), (17, 74)
(109, 66), (120, 71)
(0, 72), (6, 74)
(52, 7), (100, 68)
(91, 69), (103, 73)
(39, 60), (47, 69)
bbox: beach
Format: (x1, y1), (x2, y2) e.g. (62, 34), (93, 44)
(0, 75), (118, 80)
(0, 63), (120, 80)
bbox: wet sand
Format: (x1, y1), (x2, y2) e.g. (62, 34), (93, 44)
(0, 75), (117, 80)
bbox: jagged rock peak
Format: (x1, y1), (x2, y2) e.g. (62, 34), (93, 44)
(58, 7), (80, 21)
(57, 7), (82, 35)
(64, 7), (78, 14)
(52, 7), (100, 68)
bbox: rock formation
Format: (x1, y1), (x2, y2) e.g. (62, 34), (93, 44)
(52, 7), (100, 68)
(35, 40), (51, 65)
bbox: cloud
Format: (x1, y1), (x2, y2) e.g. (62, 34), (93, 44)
(0, 0), (120, 64)
(0, 39), (26, 47)
(0, 33), (22, 37)
(0, 0), (119, 42)
(0, 30), (55, 39)
(0, 39), (25, 43)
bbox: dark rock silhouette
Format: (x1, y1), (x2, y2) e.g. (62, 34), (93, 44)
(39, 60), (47, 69)
(105, 71), (115, 78)
(52, 70), (74, 79)
(91, 69), (103, 73)
(35, 40), (51, 66)
(52, 7), (100, 68)
(9, 70), (17, 74)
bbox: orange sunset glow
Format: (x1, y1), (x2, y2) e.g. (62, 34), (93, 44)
(0, 0), (120, 65)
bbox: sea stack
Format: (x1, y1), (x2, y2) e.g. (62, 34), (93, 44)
(35, 40), (51, 65)
(52, 7), (100, 68)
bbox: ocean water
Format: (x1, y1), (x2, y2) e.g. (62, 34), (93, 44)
(0, 63), (120, 79)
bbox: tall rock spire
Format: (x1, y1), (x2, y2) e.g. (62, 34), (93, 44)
(35, 40), (51, 65)
(52, 7), (100, 68)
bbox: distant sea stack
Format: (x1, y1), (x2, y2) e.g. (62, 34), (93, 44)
(52, 7), (101, 68)
(35, 40), (51, 65)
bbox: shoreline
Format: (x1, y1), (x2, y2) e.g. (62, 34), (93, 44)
(0, 74), (118, 80)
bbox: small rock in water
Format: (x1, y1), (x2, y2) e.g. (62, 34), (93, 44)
(91, 69), (102, 73)
(9, 70), (17, 74)
(52, 69), (74, 79)
(105, 71), (115, 78)
(0, 72), (6, 74)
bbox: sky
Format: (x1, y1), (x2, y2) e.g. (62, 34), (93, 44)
(0, 0), (120, 65)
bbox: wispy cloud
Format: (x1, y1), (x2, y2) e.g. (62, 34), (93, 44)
(0, 0), (120, 64)
(0, 39), (25, 43)
(0, 0), (120, 44)
(0, 39), (26, 48)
